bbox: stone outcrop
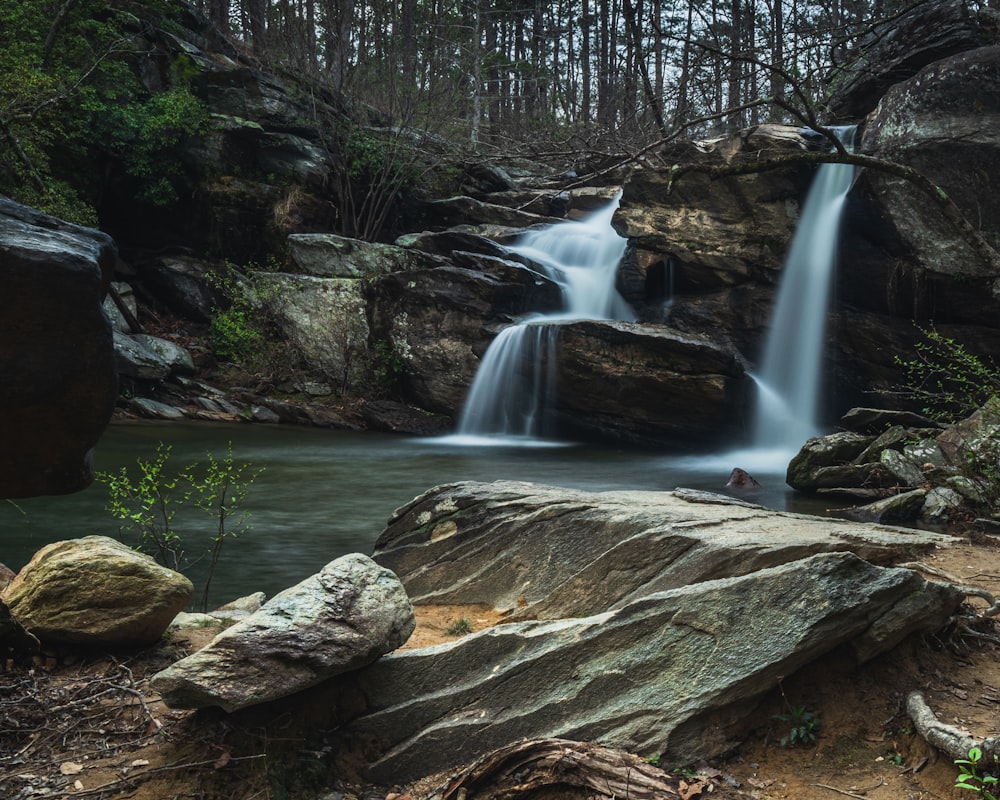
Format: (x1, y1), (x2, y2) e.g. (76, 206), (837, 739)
(340, 551), (961, 784)
(827, 0), (1000, 120)
(368, 262), (562, 414)
(861, 45), (1000, 287)
(554, 320), (750, 445)
(372, 480), (951, 619)
(151, 553), (414, 711)
(787, 401), (1000, 526)
(616, 124), (812, 330)
(255, 273), (371, 393)
(0, 197), (118, 498)
(0, 536), (192, 647)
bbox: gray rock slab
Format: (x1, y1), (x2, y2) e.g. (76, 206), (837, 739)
(372, 480), (953, 620)
(343, 552), (962, 784)
(151, 553), (414, 711)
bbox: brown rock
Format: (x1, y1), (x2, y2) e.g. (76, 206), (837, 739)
(1, 536), (193, 647)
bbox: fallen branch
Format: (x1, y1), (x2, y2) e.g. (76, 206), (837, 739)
(906, 690), (1000, 763)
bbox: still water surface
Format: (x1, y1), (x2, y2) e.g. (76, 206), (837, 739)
(1, 421), (833, 608)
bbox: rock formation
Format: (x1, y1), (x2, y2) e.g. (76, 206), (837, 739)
(0, 197), (118, 498)
(787, 400), (1000, 526)
(288, 481), (967, 783)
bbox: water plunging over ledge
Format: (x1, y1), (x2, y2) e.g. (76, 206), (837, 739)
(454, 197), (633, 443)
(750, 126), (857, 461)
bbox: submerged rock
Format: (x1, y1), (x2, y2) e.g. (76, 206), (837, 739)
(151, 553), (414, 712)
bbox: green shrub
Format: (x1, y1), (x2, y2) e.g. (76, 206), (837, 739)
(894, 324), (1000, 422)
(99, 441), (262, 612)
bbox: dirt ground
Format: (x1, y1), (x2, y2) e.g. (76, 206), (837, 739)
(2, 536), (998, 800)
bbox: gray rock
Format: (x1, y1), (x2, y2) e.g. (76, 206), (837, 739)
(880, 448), (925, 487)
(862, 44), (1000, 282)
(102, 282), (138, 332)
(113, 332), (171, 381)
(554, 320), (751, 445)
(786, 432), (873, 490)
(937, 397), (1000, 467)
(903, 438), (948, 469)
(252, 273), (370, 393)
(128, 397), (187, 420)
(372, 481), (951, 619)
(828, 0), (996, 118)
(840, 489), (928, 524)
(340, 552), (961, 784)
(132, 334), (196, 376)
(1, 536), (193, 647)
(920, 486), (965, 524)
(0, 197), (117, 498)
(287, 233), (440, 278)
(151, 553), (415, 711)
(139, 256), (215, 322)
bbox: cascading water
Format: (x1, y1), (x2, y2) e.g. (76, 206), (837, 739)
(455, 196), (633, 442)
(751, 126), (857, 457)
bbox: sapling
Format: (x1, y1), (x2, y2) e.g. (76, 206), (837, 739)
(956, 746), (999, 799)
(99, 441), (262, 611)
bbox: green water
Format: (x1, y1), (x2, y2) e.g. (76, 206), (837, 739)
(0, 421), (827, 609)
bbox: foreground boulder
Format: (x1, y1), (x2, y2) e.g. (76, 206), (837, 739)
(151, 553), (414, 711)
(373, 481), (951, 619)
(1, 536), (192, 647)
(0, 197), (118, 497)
(338, 552), (961, 783)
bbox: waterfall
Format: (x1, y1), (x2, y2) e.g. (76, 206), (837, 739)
(751, 126), (857, 454)
(455, 196), (633, 442)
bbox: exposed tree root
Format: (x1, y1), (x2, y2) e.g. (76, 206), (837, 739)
(906, 691), (1000, 763)
(428, 738), (718, 800)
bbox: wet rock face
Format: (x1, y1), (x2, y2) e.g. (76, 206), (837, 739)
(0, 197), (118, 498)
(368, 262), (562, 415)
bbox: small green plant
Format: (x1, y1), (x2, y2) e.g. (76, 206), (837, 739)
(893, 324), (1000, 422)
(446, 617), (473, 636)
(99, 441), (262, 611)
(101, 442), (184, 570)
(773, 705), (820, 747)
(181, 443), (263, 612)
(956, 747), (999, 799)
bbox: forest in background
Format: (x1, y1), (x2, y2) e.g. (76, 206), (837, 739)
(189, 0), (976, 141)
(1, 0), (996, 238)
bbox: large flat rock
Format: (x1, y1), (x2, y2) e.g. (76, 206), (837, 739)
(341, 552), (961, 783)
(372, 481), (953, 619)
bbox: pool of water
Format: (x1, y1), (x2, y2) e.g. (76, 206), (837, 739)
(0, 421), (837, 608)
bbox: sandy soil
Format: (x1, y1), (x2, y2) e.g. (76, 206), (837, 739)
(1, 537), (997, 800)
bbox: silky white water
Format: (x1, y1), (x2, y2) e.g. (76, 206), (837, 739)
(455, 197), (633, 441)
(751, 127), (857, 456)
